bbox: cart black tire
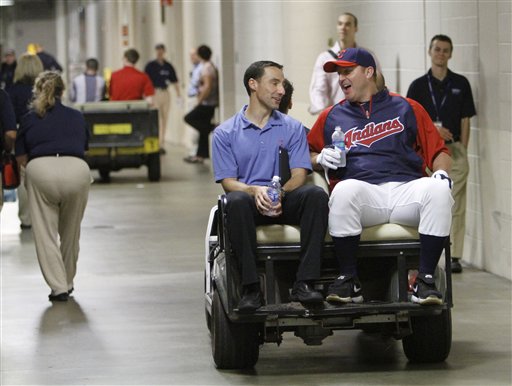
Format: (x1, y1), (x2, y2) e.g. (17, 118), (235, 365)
(402, 309), (452, 363)
(211, 291), (259, 369)
(147, 153), (161, 181)
(99, 168), (110, 183)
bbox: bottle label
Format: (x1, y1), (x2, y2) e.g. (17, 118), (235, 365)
(333, 141), (345, 151)
(268, 189), (280, 204)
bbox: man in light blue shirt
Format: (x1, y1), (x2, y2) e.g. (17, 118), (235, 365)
(212, 60), (329, 313)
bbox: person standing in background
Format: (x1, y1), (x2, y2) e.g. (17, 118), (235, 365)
(110, 48), (154, 104)
(308, 12), (359, 115)
(407, 35), (476, 274)
(35, 44), (63, 72)
(15, 71), (90, 302)
(278, 78), (294, 114)
(69, 58), (106, 104)
(0, 89), (17, 212)
(8, 54), (44, 121)
(184, 48), (203, 159)
(8, 53), (44, 230)
(145, 44), (181, 154)
(0, 49), (17, 90)
(183, 45), (218, 164)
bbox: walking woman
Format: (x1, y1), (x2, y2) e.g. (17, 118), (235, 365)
(15, 71), (90, 302)
(8, 53), (44, 229)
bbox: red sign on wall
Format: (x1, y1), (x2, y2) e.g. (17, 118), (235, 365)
(161, 0), (173, 6)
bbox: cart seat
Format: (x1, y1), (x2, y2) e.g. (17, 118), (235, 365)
(256, 223), (419, 244)
(256, 171), (419, 244)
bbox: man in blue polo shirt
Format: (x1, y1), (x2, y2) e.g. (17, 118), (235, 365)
(212, 61), (329, 313)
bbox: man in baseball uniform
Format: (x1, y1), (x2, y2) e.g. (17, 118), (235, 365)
(308, 48), (454, 305)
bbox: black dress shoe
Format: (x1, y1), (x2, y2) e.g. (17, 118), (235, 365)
(290, 281), (324, 304)
(451, 258), (463, 273)
(237, 290), (262, 313)
(49, 292), (69, 302)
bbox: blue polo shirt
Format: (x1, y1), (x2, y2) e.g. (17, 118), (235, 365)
(212, 106), (312, 186)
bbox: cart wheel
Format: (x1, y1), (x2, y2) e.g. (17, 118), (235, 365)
(211, 291), (260, 369)
(147, 153), (161, 182)
(402, 308), (452, 363)
(99, 168), (110, 183)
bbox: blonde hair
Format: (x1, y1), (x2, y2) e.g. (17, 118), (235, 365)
(13, 53), (44, 84)
(31, 71), (65, 117)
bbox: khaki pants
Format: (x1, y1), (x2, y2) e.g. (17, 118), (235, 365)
(447, 142), (469, 258)
(154, 88), (171, 147)
(26, 157), (91, 295)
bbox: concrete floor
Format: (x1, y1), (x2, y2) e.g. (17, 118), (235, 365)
(1, 145), (511, 386)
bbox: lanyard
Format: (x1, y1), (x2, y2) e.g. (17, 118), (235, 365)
(427, 74), (450, 121)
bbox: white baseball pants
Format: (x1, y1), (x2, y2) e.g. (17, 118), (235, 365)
(329, 178), (454, 238)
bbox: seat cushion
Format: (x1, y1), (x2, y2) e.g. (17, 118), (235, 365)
(256, 223), (419, 244)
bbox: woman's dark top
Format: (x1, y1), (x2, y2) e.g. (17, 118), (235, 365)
(15, 99), (89, 160)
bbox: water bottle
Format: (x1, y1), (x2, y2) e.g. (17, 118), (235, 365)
(331, 126), (346, 167)
(265, 175), (281, 217)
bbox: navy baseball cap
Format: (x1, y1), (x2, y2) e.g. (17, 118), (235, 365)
(323, 47), (376, 73)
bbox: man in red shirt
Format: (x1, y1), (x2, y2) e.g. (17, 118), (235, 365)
(109, 49), (154, 103)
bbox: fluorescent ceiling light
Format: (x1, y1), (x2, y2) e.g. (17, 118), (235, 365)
(0, 0), (14, 6)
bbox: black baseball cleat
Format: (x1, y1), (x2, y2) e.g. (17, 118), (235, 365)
(290, 281), (324, 304)
(326, 275), (364, 304)
(411, 273), (443, 305)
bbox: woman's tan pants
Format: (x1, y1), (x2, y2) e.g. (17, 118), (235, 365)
(26, 156), (90, 295)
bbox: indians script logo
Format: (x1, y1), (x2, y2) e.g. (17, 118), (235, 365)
(344, 117), (405, 150)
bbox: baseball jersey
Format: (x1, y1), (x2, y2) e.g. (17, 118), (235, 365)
(308, 89), (448, 189)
